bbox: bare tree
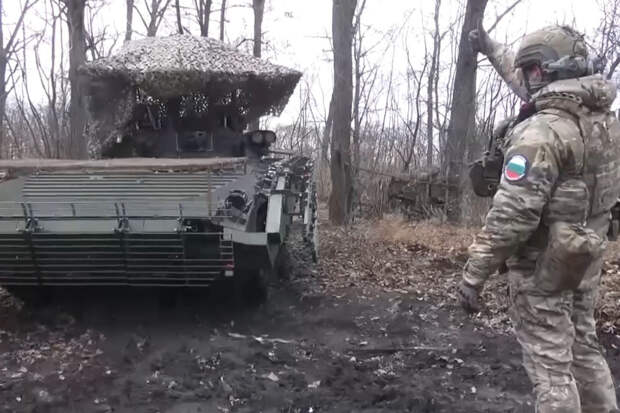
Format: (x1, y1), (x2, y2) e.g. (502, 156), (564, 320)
(125, 0), (134, 41)
(192, 0), (212, 36)
(596, 0), (620, 79)
(435, 17), (460, 170)
(63, 0), (88, 158)
(252, 0), (264, 58)
(36, 0), (68, 157)
(175, 0), (183, 33)
(321, 94), (334, 163)
(0, 0), (38, 156)
(248, 0), (265, 131)
(6, 0), (73, 159)
(135, 0), (173, 37)
(425, 0), (443, 169)
(444, 0), (488, 180)
(351, 0), (368, 175)
(329, 0), (357, 225)
(486, 0), (523, 33)
(219, 0), (226, 41)
(274, 79), (321, 156)
(400, 37), (428, 173)
(85, 1), (120, 60)
(370, 49), (396, 173)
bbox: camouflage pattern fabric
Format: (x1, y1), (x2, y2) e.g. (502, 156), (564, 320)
(463, 75), (620, 413)
(81, 35), (302, 102)
(486, 38), (530, 101)
(80, 35), (302, 159)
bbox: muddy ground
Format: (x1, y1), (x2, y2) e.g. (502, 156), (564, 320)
(1, 222), (620, 412)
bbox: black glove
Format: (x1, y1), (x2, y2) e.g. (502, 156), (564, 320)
(457, 280), (481, 313)
(468, 23), (492, 55)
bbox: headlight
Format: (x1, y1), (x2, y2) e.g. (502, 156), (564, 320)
(264, 131), (276, 144)
(251, 131), (263, 144)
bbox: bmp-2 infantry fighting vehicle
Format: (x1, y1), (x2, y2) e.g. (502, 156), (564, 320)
(0, 35), (317, 297)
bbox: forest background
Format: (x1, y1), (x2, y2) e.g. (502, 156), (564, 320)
(2, 0), (620, 224)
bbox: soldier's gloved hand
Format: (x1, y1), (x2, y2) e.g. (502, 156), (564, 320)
(457, 280), (481, 313)
(469, 25), (492, 55)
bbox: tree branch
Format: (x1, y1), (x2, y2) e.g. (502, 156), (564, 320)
(5, 0), (38, 55)
(607, 55), (620, 80)
(487, 0), (522, 34)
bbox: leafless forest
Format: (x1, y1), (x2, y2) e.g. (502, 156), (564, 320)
(0, 0), (617, 224)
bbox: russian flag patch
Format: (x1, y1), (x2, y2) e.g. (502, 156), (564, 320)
(504, 154), (528, 182)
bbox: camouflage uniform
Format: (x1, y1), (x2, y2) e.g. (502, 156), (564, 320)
(464, 61), (620, 412)
(484, 37), (530, 101)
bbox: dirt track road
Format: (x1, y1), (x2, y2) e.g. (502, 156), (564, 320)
(0, 282), (537, 413)
(1, 232), (620, 412)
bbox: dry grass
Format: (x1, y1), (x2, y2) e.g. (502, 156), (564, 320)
(318, 209), (620, 332)
(369, 214), (476, 255)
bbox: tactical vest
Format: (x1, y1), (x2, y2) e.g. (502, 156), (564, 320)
(514, 94), (620, 290)
(532, 93), (620, 225)
(470, 92), (620, 231)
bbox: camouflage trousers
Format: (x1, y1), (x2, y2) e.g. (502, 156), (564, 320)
(509, 252), (617, 413)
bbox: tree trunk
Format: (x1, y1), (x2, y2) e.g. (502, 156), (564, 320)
(321, 94), (334, 163)
(219, 0), (226, 41)
(426, 0), (441, 168)
(248, 0), (265, 131)
(352, 66), (361, 175)
(0, 0), (5, 158)
(329, 0), (357, 225)
(65, 0), (88, 159)
(125, 0), (134, 42)
(252, 0), (264, 58)
(175, 0), (183, 34)
(147, 0), (157, 36)
(0, 59), (6, 159)
(198, 0), (212, 37)
(445, 0), (487, 177)
(351, 0), (366, 177)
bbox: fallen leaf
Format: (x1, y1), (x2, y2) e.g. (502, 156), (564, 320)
(262, 372), (279, 382)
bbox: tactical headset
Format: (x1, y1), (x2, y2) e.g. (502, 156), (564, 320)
(543, 54), (607, 79)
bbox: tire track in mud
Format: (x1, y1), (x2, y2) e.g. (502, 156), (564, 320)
(0, 283), (535, 413)
(0, 228), (619, 412)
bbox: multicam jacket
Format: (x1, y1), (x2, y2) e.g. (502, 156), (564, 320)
(463, 75), (620, 288)
(485, 38), (530, 101)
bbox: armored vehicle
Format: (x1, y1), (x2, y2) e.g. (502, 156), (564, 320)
(0, 35), (317, 295)
(384, 168), (459, 219)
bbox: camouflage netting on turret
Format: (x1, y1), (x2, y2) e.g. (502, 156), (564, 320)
(80, 35), (302, 158)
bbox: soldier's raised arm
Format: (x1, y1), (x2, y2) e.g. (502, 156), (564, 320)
(470, 25), (530, 101)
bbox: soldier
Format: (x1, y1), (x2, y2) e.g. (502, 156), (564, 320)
(459, 25), (620, 413)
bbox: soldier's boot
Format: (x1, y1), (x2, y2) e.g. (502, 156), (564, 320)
(572, 343), (617, 413)
(572, 288), (618, 413)
(535, 381), (581, 413)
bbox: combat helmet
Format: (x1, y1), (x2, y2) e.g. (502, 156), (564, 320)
(514, 26), (594, 94)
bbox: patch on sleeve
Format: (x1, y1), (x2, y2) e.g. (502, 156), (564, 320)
(504, 154), (529, 182)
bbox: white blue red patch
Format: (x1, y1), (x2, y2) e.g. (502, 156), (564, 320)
(504, 155), (528, 181)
